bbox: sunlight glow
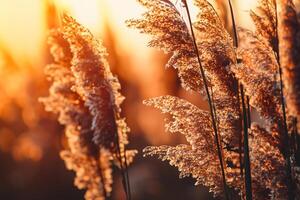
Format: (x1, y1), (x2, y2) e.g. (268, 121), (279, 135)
(0, 0), (44, 63)
(236, 0), (257, 28)
(53, 0), (104, 35)
(0, 0), (256, 64)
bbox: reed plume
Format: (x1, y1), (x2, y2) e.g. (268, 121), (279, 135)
(41, 15), (136, 200)
(249, 124), (287, 199)
(277, 0), (300, 126)
(250, 0), (300, 197)
(232, 28), (281, 126)
(128, 0), (296, 198)
(250, 0), (278, 51)
(126, 0), (203, 93)
(127, 0), (241, 148)
(192, 0), (241, 147)
(143, 96), (242, 196)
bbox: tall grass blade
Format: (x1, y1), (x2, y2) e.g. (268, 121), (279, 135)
(113, 116), (131, 200)
(246, 97), (251, 128)
(275, 2), (294, 198)
(182, 1), (229, 199)
(227, 2), (252, 199)
(240, 85), (253, 200)
(227, 0), (238, 47)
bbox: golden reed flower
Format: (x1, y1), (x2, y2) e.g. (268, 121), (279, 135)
(127, 0), (241, 147)
(250, 0), (278, 51)
(41, 15), (136, 200)
(277, 0), (300, 124)
(128, 0), (297, 199)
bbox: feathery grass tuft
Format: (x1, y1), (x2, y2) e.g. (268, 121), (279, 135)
(41, 15), (137, 200)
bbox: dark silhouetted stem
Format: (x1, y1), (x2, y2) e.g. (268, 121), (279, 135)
(228, 0), (238, 47)
(295, 118), (300, 166)
(241, 85), (253, 200)
(182, 1), (229, 199)
(277, 60), (294, 200)
(246, 97), (251, 128)
(228, 1), (252, 199)
(275, 2), (294, 199)
(113, 114), (131, 200)
(237, 85), (244, 179)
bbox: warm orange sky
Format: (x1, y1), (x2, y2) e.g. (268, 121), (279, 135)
(0, 0), (149, 64)
(0, 0), (44, 63)
(0, 0), (256, 65)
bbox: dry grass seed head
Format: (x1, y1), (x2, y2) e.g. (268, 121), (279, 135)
(41, 15), (137, 199)
(126, 0), (203, 92)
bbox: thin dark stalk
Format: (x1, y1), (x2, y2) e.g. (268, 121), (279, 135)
(241, 85), (253, 200)
(115, 137), (129, 200)
(181, 1), (229, 199)
(238, 132), (244, 178)
(292, 117), (297, 154)
(295, 117), (300, 151)
(113, 114), (131, 200)
(115, 135), (131, 200)
(227, 0), (238, 47)
(246, 97), (251, 128)
(277, 53), (294, 200)
(210, 87), (218, 125)
(237, 84), (244, 179)
(233, 82), (244, 181)
(274, 2), (294, 199)
(123, 141), (131, 200)
(227, 2), (252, 199)
(295, 118), (300, 166)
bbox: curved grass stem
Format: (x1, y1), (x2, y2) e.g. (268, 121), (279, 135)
(227, 1), (252, 199)
(182, 1), (229, 199)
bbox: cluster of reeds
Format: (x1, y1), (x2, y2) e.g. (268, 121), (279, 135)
(127, 0), (300, 199)
(39, 0), (300, 199)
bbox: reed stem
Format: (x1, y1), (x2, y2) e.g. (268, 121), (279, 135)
(241, 85), (253, 200)
(227, 1), (252, 199)
(275, 2), (294, 198)
(227, 0), (238, 47)
(113, 113), (131, 200)
(246, 97), (251, 128)
(182, 1), (229, 199)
